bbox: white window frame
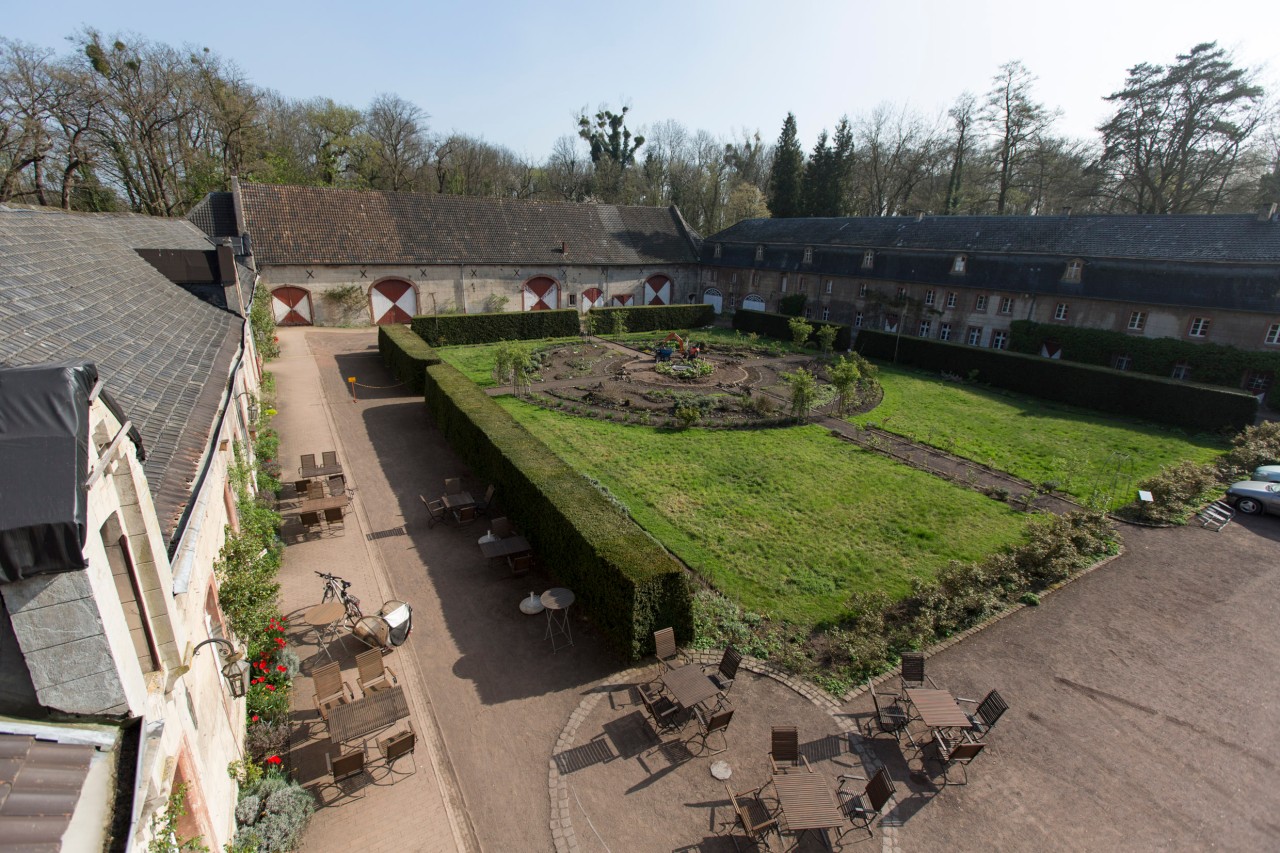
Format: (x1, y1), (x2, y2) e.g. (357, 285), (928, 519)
(1188, 317), (1210, 338)
(919, 319), (932, 337)
(1064, 259), (1082, 282)
(803, 246), (813, 264)
(967, 326), (983, 346)
(974, 294), (987, 312)
(824, 280), (833, 294)
(952, 255), (967, 274)
(780, 275), (788, 293)
(713, 243), (722, 258)
(991, 330), (1008, 349)
(854, 312), (863, 328)
(1113, 354), (1132, 371)
(862, 250), (875, 269)
(945, 292), (957, 309)
(859, 283), (868, 298)
(1171, 362), (1192, 381)
(1267, 323), (1280, 345)
(755, 244), (764, 261)
(939, 323), (952, 341)
(804, 307), (812, 319)
(822, 307), (830, 321)
(1128, 311), (1146, 331)
(999, 296), (1013, 314)
(1246, 373), (1270, 392)
(924, 289), (935, 306)
(1054, 303), (1069, 321)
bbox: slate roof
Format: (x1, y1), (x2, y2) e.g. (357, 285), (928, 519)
(0, 206), (242, 543)
(0, 734), (96, 848)
(707, 214), (1280, 264)
(232, 183), (701, 266)
(186, 191), (238, 240)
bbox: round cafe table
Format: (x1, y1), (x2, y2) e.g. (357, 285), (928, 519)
(304, 601), (346, 659)
(540, 588), (574, 652)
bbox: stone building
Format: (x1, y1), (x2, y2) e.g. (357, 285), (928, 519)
(188, 179), (703, 327)
(0, 205), (260, 850)
(699, 209), (1280, 387)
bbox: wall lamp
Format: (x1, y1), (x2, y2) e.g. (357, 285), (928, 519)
(175, 638), (251, 699)
(233, 390), (260, 424)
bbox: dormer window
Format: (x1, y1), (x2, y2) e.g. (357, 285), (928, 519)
(713, 243), (722, 259)
(861, 250), (875, 269)
(1063, 258), (1082, 282)
(755, 244), (764, 262)
(951, 255), (967, 274)
(802, 246), (813, 264)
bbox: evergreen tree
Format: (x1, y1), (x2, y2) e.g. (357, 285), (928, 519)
(800, 130), (833, 216)
(767, 112), (804, 218)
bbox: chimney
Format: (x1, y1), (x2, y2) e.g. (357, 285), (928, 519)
(561, 241), (569, 254)
(1258, 203), (1278, 222)
(1060, 206), (1072, 217)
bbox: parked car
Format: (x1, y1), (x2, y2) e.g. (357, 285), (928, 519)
(1225, 480), (1280, 515)
(1251, 465), (1280, 482)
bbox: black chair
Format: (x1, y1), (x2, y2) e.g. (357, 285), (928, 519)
(323, 506), (345, 535)
(707, 646), (742, 699)
(685, 706), (734, 756)
(378, 722), (417, 779)
(638, 682), (683, 735)
(452, 505), (478, 526)
(652, 627), (690, 675)
(476, 483), (497, 515)
(899, 651), (938, 695)
(299, 511), (322, 536)
(867, 679), (910, 739)
(724, 783), (779, 851)
(323, 744), (369, 803)
(957, 689), (1008, 737)
(420, 495), (446, 527)
(837, 768), (896, 840)
(768, 726), (811, 773)
(508, 553), (533, 578)
(929, 730), (986, 784)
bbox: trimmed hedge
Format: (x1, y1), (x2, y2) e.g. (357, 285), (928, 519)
(588, 304), (715, 333)
(855, 329), (1257, 433)
(423, 362), (692, 660)
(378, 325), (440, 393)
(411, 309), (580, 346)
(1010, 320), (1280, 409)
(732, 309), (852, 350)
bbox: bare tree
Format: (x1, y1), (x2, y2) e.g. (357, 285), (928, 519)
(361, 93), (428, 191)
(983, 61), (1058, 214)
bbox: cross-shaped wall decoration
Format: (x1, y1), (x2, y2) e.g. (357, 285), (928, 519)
(359, 268), (368, 278)
(470, 269), (478, 277)
(305, 270), (315, 279)
(419, 268), (429, 277)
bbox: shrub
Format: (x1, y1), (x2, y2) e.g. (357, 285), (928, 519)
(422, 360), (692, 659)
(250, 283), (279, 361)
(378, 325), (440, 393)
(1220, 420), (1280, 480)
(855, 329), (1257, 433)
(733, 308), (852, 350)
(232, 770), (315, 853)
(778, 293), (807, 316)
(411, 309), (579, 345)
(787, 316), (813, 347)
(815, 324), (838, 354)
(674, 404), (701, 429)
(1132, 460), (1221, 524)
(588, 303), (713, 333)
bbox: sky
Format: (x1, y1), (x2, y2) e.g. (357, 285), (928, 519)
(9, 0), (1279, 159)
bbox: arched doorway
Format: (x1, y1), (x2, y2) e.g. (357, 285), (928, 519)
(609, 294), (633, 307)
(523, 276), (559, 311)
(581, 287), (605, 310)
(271, 286), (313, 326)
(370, 279), (417, 325)
(703, 287), (723, 314)
(644, 275), (672, 305)
(742, 293), (766, 312)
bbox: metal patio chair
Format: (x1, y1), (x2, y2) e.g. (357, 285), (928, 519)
(724, 782), (780, 851)
(638, 681), (683, 735)
(420, 495), (446, 527)
(836, 767), (896, 840)
(321, 451), (338, 469)
(312, 661), (354, 726)
(652, 627), (690, 676)
(768, 726), (812, 774)
(899, 652), (938, 695)
(355, 647), (398, 693)
(686, 705), (734, 756)
(379, 721), (417, 778)
(299, 453), (316, 473)
(929, 730), (986, 785)
(707, 645), (743, 700)
(957, 689), (1008, 738)
(867, 679), (910, 739)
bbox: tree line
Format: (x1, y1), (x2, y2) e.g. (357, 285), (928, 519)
(2, 31), (1276, 237)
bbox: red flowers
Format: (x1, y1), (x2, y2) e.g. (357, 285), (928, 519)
(251, 715), (259, 722)
(266, 755), (281, 765)
(251, 677), (264, 685)
(265, 684), (276, 691)
(276, 665), (287, 672)
(275, 637), (286, 647)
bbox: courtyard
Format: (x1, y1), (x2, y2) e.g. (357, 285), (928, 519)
(271, 327), (1280, 852)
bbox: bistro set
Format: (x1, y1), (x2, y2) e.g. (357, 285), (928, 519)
(279, 451), (352, 537)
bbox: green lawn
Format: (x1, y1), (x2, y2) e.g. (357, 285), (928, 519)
(850, 365), (1225, 504)
(500, 399), (1027, 625)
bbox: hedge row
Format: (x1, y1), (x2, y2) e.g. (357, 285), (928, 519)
(587, 304), (715, 333)
(855, 329), (1257, 433)
(422, 361), (692, 660)
(411, 309), (580, 346)
(378, 325), (441, 393)
(1009, 320), (1280, 409)
(732, 309), (853, 350)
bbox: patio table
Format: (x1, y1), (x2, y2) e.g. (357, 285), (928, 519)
(443, 491), (474, 511)
(282, 494), (349, 516)
(327, 685), (408, 743)
(303, 601), (346, 659)
(662, 664), (720, 710)
(480, 535), (532, 560)
(905, 687), (971, 729)
(771, 770), (844, 842)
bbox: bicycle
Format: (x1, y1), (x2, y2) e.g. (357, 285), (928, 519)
(316, 571), (362, 625)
